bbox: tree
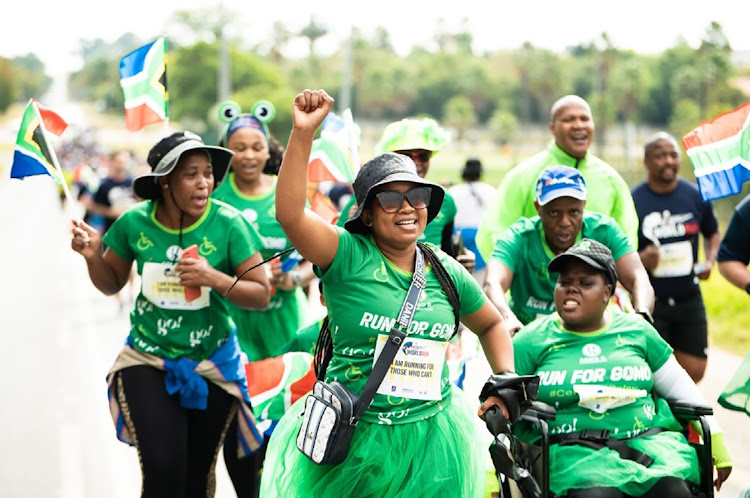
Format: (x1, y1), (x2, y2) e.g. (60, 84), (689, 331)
(0, 57), (18, 113)
(443, 95), (476, 141)
(12, 54), (52, 103)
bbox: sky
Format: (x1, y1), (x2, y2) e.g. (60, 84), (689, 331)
(2, 0), (748, 80)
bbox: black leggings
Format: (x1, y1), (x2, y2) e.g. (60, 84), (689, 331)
(567, 476), (694, 497)
(119, 365), (236, 498)
(222, 414), (269, 497)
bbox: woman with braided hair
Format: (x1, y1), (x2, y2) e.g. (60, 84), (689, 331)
(258, 89), (515, 497)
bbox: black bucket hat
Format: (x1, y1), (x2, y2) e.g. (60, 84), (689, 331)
(133, 131), (234, 200)
(344, 152), (445, 234)
(548, 238), (618, 295)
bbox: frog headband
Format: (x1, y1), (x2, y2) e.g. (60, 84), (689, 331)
(218, 100), (276, 145)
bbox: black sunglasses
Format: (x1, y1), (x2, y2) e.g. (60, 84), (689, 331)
(397, 150), (432, 163)
(375, 187), (431, 213)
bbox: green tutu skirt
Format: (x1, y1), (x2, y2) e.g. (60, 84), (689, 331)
(549, 430), (700, 496)
(260, 385), (485, 497)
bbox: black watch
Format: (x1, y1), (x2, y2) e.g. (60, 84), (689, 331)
(745, 281), (750, 295)
(635, 309), (654, 325)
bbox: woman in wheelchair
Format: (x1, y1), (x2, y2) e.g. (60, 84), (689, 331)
(512, 239), (732, 497)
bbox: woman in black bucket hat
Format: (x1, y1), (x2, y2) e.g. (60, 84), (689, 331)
(71, 131), (272, 497)
(259, 89), (516, 497)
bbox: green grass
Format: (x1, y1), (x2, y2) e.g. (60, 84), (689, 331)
(700, 273), (750, 355)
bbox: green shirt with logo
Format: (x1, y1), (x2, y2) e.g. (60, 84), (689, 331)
(103, 199), (263, 361)
(318, 227), (485, 425)
(212, 172), (309, 361)
(513, 310), (678, 440)
(491, 212), (633, 325)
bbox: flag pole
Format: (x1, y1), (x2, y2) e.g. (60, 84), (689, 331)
(32, 102), (74, 208)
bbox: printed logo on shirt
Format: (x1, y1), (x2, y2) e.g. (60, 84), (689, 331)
(137, 232), (154, 251)
(242, 208), (259, 224)
(166, 245), (182, 261)
(373, 261), (389, 282)
(199, 237), (217, 256)
(641, 210), (697, 243)
(580, 343), (607, 364)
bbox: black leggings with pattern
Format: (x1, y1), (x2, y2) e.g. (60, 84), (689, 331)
(119, 365), (235, 498)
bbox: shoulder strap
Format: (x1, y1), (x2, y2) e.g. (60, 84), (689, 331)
(353, 247), (426, 422)
(418, 242), (460, 339)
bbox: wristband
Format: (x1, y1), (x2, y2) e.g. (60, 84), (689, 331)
(744, 281), (750, 295)
(711, 432), (733, 469)
(635, 308), (654, 325)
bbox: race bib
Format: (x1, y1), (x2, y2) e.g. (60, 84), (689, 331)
(141, 262), (210, 310)
(574, 384), (647, 414)
(653, 241), (693, 278)
(373, 334), (446, 401)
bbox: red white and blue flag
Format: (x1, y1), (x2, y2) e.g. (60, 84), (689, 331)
(682, 102), (750, 201)
(119, 37), (168, 131)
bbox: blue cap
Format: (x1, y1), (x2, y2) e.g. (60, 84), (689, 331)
(535, 165), (587, 206)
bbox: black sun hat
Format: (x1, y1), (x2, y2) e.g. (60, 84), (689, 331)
(548, 238), (618, 295)
(133, 131), (234, 200)
(344, 152), (445, 234)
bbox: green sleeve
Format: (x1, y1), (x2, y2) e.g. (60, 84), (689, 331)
(476, 171), (527, 262)
(102, 211), (135, 262)
(227, 214), (264, 269)
(643, 321), (673, 371)
(511, 325), (539, 376)
(442, 251), (486, 316)
(489, 219), (531, 273)
(609, 175), (640, 250)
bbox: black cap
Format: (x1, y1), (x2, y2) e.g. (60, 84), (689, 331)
(548, 238), (618, 295)
(133, 131), (234, 200)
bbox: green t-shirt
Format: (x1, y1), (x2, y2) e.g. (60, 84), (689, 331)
(491, 212), (633, 325)
(476, 142), (638, 261)
(337, 190), (457, 250)
(513, 310), (676, 441)
(420, 190), (457, 248)
(212, 173), (308, 360)
(319, 227), (485, 424)
(103, 199), (263, 361)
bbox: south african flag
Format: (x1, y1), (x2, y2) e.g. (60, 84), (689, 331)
(119, 37), (168, 131)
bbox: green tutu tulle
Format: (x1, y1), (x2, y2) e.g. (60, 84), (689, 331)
(260, 385), (485, 498)
(549, 430), (700, 496)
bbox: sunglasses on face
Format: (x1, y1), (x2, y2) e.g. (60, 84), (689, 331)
(397, 150), (433, 163)
(375, 187), (431, 213)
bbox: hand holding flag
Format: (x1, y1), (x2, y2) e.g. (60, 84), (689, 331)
(682, 102), (750, 201)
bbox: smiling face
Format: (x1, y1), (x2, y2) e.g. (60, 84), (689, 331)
(361, 181), (427, 247)
(554, 259), (611, 332)
(550, 100), (594, 160)
(226, 127), (269, 186)
(163, 150), (214, 218)
(536, 196), (585, 254)
(645, 137), (680, 189)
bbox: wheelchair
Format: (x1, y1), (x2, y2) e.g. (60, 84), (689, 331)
(485, 399), (715, 498)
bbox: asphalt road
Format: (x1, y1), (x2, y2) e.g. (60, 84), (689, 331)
(0, 174), (746, 497)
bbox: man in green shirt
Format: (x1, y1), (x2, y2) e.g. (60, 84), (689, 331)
(483, 165), (653, 334)
(475, 95), (639, 261)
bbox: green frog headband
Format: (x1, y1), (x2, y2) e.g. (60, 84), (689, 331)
(218, 100), (275, 145)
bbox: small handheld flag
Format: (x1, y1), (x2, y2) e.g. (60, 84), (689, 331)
(119, 37), (168, 132)
(682, 102), (750, 201)
(11, 99), (68, 186)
